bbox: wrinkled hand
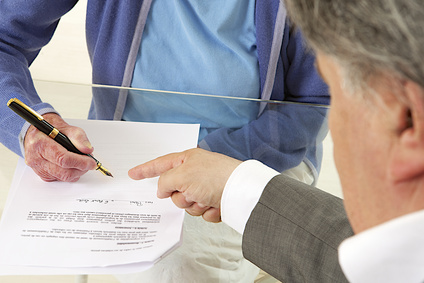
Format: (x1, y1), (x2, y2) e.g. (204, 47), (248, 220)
(24, 113), (97, 182)
(128, 148), (242, 222)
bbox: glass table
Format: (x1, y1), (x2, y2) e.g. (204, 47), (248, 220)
(0, 80), (340, 282)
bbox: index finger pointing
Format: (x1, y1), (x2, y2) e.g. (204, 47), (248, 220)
(128, 152), (185, 180)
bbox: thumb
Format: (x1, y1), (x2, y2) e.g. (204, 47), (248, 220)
(129, 152), (185, 180)
(66, 127), (94, 154)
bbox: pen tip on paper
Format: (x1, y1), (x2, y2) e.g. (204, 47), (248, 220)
(96, 164), (113, 178)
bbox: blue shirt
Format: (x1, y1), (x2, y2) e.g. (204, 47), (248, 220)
(123, 0), (260, 140)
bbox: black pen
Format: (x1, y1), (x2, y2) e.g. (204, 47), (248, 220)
(7, 98), (113, 177)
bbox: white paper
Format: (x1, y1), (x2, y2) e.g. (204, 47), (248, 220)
(0, 119), (199, 274)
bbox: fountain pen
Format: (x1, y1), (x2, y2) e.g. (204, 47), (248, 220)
(7, 98), (113, 177)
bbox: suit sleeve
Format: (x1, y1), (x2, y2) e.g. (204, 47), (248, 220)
(242, 174), (353, 282)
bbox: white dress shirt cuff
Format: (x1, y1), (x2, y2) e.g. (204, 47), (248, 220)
(221, 160), (279, 235)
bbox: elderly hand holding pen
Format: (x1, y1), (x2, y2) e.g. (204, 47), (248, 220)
(24, 113), (97, 182)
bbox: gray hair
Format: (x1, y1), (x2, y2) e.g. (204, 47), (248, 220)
(285, 0), (424, 95)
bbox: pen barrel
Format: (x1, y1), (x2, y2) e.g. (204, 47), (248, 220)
(8, 100), (46, 130)
(54, 132), (83, 155)
(36, 119), (58, 137)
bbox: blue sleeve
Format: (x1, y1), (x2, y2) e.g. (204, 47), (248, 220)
(0, 0), (77, 156)
(200, 25), (329, 178)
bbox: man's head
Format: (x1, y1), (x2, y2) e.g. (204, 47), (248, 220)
(285, 0), (424, 233)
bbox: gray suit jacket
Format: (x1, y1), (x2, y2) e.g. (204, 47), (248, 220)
(242, 175), (353, 282)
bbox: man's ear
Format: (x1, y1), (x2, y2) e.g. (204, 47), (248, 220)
(389, 80), (424, 183)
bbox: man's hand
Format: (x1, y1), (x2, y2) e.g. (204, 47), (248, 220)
(128, 148), (242, 222)
(24, 113), (97, 182)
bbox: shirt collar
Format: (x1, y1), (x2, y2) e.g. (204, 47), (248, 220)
(338, 210), (424, 283)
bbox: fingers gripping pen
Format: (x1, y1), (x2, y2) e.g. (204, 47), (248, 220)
(7, 98), (113, 177)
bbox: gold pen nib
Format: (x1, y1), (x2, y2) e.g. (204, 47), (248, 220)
(87, 154), (113, 177)
(95, 163), (114, 177)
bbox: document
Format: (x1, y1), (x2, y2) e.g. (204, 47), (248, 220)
(0, 119), (199, 275)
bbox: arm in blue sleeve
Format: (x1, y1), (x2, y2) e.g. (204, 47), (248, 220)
(200, 25), (329, 177)
(0, 0), (78, 156)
